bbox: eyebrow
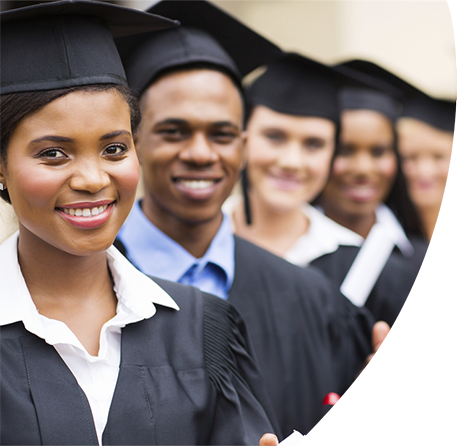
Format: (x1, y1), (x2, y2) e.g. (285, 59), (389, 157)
(154, 118), (240, 131)
(99, 130), (132, 141)
(29, 130), (132, 146)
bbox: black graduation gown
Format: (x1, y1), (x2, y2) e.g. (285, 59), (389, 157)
(115, 236), (373, 437)
(1, 279), (277, 446)
(227, 237), (373, 437)
(311, 236), (428, 326)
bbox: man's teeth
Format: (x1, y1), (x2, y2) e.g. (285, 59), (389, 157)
(179, 180), (215, 189)
(62, 205), (108, 217)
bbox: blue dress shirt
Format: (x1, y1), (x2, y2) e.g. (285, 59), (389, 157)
(117, 201), (235, 299)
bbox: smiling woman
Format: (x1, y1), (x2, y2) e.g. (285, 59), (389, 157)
(2, 86), (139, 256)
(0, 2), (278, 445)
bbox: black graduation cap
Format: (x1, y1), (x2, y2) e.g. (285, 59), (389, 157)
(245, 52), (382, 124)
(337, 59), (455, 132)
(338, 87), (400, 122)
(0, 0), (178, 95)
(117, 0), (283, 97)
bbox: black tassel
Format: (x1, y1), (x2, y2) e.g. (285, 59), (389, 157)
(241, 167), (252, 225)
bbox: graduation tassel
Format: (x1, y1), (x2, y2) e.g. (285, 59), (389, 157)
(241, 167), (252, 225)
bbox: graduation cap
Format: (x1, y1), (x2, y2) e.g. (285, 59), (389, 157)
(336, 59), (455, 132)
(117, 0), (283, 97)
(337, 87), (400, 122)
(245, 52), (385, 125)
(0, 0), (178, 95)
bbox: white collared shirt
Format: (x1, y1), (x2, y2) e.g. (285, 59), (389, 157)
(0, 232), (179, 445)
(222, 194), (364, 267)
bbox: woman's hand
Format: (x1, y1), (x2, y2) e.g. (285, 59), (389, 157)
(373, 321), (390, 351)
(259, 433), (279, 446)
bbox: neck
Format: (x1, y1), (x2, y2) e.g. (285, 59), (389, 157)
(18, 227), (112, 303)
(233, 192), (308, 257)
(322, 206), (376, 239)
(417, 205), (441, 241)
(17, 226), (117, 356)
(141, 196), (223, 259)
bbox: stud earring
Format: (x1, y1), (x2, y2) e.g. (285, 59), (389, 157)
(0, 183), (4, 191)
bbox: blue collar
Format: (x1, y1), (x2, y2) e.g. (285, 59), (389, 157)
(117, 201), (235, 299)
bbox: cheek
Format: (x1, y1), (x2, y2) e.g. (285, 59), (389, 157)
(246, 135), (277, 166)
(378, 155), (397, 182)
(117, 156), (140, 198)
(8, 163), (65, 210)
(330, 157), (349, 178)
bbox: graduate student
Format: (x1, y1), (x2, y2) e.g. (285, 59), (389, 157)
(0, 2), (279, 444)
(224, 54), (425, 326)
(397, 91), (455, 241)
(116, 0), (386, 437)
(314, 86), (427, 323)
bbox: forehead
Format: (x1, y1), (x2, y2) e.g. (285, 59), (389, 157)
(397, 118), (454, 153)
(140, 68), (243, 123)
(249, 105), (335, 134)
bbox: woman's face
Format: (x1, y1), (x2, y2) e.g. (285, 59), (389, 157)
(246, 105), (335, 213)
(321, 109), (397, 219)
(397, 117), (453, 211)
(0, 90), (139, 256)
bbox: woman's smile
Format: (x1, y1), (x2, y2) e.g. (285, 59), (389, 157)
(4, 90), (139, 256)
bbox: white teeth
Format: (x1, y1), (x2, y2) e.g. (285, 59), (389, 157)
(179, 180), (215, 190)
(62, 204), (108, 217)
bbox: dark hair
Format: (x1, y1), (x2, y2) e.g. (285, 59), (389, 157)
(316, 115), (426, 239)
(0, 84), (141, 204)
(384, 128), (425, 238)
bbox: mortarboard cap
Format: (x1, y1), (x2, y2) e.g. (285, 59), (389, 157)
(337, 59), (456, 132)
(0, 0), (178, 95)
(117, 0), (282, 97)
(245, 52), (387, 124)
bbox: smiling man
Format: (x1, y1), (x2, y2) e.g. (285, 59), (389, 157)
(115, 0), (382, 438)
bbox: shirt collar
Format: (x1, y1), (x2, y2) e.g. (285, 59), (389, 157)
(375, 204), (414, 256)
(118, 201), (234, 289)
(0, 231), (179, 330)
(285, 205), (364, 266)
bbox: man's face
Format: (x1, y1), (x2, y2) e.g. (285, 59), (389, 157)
(136, 69), (245, 229)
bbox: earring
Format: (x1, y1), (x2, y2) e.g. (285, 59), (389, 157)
(0, 183), (4, 191)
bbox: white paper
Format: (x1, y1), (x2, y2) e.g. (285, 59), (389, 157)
(279, 430), (307, 446)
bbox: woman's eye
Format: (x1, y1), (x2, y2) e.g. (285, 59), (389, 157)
(263, 132), (285, 144)
(104, 144), (127, 156)
(371, 146), (391, 157)
(337, 144), (353, 156)
(38, 148), (66, 159)
(304, 138), (326, 150)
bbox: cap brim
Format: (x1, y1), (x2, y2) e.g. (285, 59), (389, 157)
(146, 0), (282, 77)
(0, 0), (179, 37)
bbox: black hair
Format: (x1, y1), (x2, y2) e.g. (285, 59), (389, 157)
(0, 84), (141, 204)
(316, 114), (426, 239)
(384, 128), (425, 238)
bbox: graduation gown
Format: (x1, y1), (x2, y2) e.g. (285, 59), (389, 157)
(228, 237), (373, 436)
(1, 278), (277, 445)
(311, 235), (428, 327)
(115, 236), (373, 437)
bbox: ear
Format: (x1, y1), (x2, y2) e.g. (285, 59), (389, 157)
(0, 159), (7, 189)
